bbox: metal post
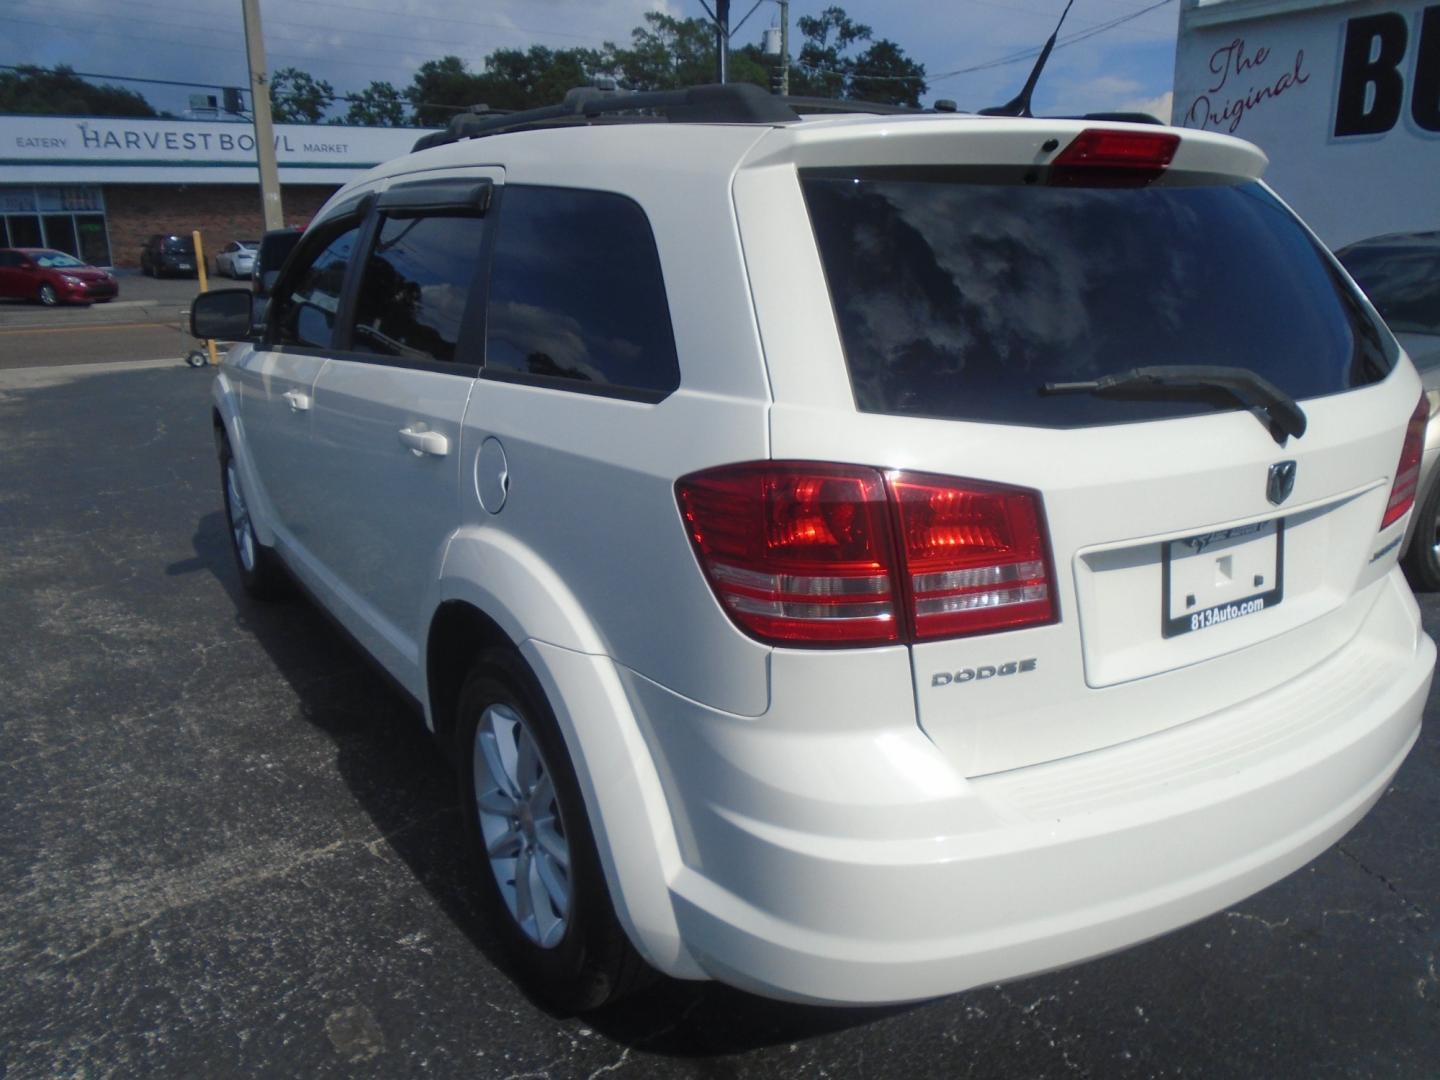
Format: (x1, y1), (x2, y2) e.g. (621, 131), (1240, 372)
(779, 0), (789, 96)
(241, 0), (284, 231)
(717, 0), (730, 84)
(192, 230), (219, 366)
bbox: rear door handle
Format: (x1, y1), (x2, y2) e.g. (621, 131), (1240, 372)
(398, 426), (449, 457)
(282, 389), (311, 412)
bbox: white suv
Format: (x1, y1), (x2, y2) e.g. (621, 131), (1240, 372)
(193, 84), (1434, 1011)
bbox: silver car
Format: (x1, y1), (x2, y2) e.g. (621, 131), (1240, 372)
(1337, 232), (1440, 588)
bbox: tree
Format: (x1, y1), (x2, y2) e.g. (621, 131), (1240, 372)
(0, 64), (155, 118)
(269, 67), (335, 124)
(407, 56), (485, 127)
(791, 6), (872, 98)
(850, 39), (927, 108)
(469, 46), (608, 111)
(609, 13), (767, 92)
(787, 5), (926, 107)
(343, 81), (406, 126)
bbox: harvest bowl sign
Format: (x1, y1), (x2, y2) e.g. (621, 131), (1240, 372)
(1, 115), (425, 185)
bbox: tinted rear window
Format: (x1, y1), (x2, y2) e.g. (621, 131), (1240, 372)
(484, 185), (680, 400)
(801, 171), (1392, 427)
(162, 237), (194, 253)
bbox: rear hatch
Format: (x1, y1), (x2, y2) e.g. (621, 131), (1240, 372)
(739, 118), (1420, 776)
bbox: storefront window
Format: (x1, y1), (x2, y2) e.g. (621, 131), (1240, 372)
(42, 215), (79, 257)
(1, 186), (110, 265)
(4, 215), (43, 247)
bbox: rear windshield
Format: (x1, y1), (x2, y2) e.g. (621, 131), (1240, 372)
(162, 237), (194, 253)
(801, 170), (1393, 427)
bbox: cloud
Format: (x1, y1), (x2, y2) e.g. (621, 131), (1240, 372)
(1120, 90), (1175, 123)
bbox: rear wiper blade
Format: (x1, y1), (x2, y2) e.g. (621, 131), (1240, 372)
(1041, 365), (1307, 446)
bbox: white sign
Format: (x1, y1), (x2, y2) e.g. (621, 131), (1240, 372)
(1174, 0), (1440, 247)
(0, 115), (428, 186)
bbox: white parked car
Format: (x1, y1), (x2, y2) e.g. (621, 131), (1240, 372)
(193, 84), (1434, 1012)
(214, 239), (258, 279)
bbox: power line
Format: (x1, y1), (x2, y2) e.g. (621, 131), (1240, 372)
(930, 0), (1177, 82)
(795, 0), (1175, 85)
(0, 62), (469, 114)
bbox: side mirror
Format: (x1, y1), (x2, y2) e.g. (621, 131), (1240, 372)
(191, 289), (255, 341)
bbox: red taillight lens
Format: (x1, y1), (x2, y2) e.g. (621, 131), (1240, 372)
(889, 473), (1055, 638)
(1050, 128), (1180, 187)
(1381, 393), (1429, 529)
(676, 463), (1056, 647)
(676, 463), (900, 645)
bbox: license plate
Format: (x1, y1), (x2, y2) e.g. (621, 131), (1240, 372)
(1161, 518), (1284, 638)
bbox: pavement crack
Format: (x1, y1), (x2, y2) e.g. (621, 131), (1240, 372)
(1337, 844), (1428, 919)
(585, 1047), (632, 1080)
(52, 837), (351, 966)
(1225, 910), (1292, 931)
(995, 986), (1084, 1073)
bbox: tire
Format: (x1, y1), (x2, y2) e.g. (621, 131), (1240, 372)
(1403, 476), (1440, 591)
(219, 436), (287, 599)
(456, 649), (649, 1012)
(37, 283), (57, 306)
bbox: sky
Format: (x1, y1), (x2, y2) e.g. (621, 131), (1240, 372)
(1, 0), (1179, 123)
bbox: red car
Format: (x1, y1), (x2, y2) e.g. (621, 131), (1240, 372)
(0, 248), (118, 306)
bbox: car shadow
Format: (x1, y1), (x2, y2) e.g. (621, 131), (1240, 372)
(179, 508), (916, 1052)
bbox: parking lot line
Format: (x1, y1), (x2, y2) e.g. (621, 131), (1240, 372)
(0, 322), (168, 337)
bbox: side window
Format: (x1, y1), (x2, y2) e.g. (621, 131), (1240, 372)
(485, 186), (680, 397)
(271, 223), (361, 350)
(350, 214), (486, 366)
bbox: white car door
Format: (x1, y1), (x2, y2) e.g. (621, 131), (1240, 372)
(303, 173), (498, 691)
(231, 212), (367, 569)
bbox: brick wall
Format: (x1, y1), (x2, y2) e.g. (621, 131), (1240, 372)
(104, 184), (338, 269)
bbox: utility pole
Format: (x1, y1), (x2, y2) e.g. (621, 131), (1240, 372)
(779, 0), (789, 95)
(241, 0), (284, 231)
(716, 0), (730, 84)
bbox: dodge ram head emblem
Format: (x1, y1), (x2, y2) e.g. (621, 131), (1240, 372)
(1267, 460), (1297, 506)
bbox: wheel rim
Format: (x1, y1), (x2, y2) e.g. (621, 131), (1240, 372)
(39, 285), (56, 306)
(473, 702), (571, 948)
(225, 461), (257, 572)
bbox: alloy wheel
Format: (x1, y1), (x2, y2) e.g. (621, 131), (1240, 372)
(225, 460), (257, 572)
(472, 703), (572, 948)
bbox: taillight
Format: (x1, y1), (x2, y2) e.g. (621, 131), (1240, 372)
(1381, 393), (1429, 529)
(675, 463), (900, 645)
(889, 473), (1055, 638)
(676, 463), (1056, 647)
(1050, 128), (1180, 187)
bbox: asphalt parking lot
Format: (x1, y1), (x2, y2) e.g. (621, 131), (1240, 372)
(1, 353), (1437, 1077)
(0, 272), (204, 370)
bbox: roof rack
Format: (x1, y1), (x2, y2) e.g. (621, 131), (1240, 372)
(410, 82), (972, 152)
(413, 83), (800, 152)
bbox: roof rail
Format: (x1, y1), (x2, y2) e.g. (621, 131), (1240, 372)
(412, 82), (800, 152)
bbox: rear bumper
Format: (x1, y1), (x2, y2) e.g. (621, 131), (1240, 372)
(631, 569), (1431, 1004)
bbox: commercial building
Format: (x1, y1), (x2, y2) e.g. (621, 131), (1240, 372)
(1, 114), (425, 268)
(1174, 0), (1440, 247)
